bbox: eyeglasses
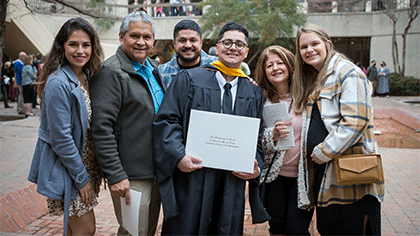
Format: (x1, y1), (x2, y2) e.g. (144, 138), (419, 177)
(219, 39), (247, 50)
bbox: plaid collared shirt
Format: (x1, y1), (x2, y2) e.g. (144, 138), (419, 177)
(303, 54), (384, 207)
(158, 50), (217, 88)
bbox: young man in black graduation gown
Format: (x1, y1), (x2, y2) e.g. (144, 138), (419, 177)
(153, 22), (269, 235)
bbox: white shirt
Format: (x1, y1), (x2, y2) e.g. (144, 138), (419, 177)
(215, 71), (238, 113)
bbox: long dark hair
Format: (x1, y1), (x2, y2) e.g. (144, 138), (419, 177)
(38, 18), (104, 102)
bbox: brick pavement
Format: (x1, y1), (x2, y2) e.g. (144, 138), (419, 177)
(1, 97), (419, 235)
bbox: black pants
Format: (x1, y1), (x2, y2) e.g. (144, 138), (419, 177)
(32, 86), (38, 108)
(22, 85), (34, 103)
(266, 175), (313, 235)
(1, 84), (10, 107)
(317, 194), (381, 235)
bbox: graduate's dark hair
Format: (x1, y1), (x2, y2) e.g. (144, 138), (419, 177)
(173, 19), (202, 39)
(218, 22), (249, 44)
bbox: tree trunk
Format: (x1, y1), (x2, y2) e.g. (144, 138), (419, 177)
(384, 0), (420, 77)
(390, 13), (402, 75)
(401, 29), (407, 77)
(400, 5), (420, 77)
(391, 19), (398, 74)
(0, 0), (8, 63)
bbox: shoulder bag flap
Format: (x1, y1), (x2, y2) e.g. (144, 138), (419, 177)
(336, 154), (380, 173)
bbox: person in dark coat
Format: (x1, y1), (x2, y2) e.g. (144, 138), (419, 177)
(90, 11), (164, 236)
(1, 61), (13, 108)
(366, 60), (377, 95)
(153, 22), (268, 235)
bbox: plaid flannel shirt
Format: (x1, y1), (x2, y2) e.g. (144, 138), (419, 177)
(303, 54), (385, 207)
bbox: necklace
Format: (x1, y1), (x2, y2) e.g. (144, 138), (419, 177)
(78, 73), (88, 89)
(278, 93), (291, 99)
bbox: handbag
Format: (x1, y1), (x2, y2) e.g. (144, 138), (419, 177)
(259, 151), (277, 207)
(334, 153), (384, 186)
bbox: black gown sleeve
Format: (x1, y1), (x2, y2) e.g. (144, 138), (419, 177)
(248, 83), (271, 224)
(153, 70), (192, 220)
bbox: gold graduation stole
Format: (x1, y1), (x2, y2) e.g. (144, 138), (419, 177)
(211, 60), (247, 78)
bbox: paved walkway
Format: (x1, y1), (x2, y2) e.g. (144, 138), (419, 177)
(0, 96), (419, 235)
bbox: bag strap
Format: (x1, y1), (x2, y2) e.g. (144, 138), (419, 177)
(288, 99), (293, 113)
(262, 98), (294, 183)
(263, 150), (278, 183)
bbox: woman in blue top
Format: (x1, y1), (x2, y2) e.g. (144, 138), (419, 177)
(28, 18), (104, 236)
(21, 55), (37, 116)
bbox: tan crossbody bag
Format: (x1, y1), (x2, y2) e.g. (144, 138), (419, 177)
(334, 152), (384, 186)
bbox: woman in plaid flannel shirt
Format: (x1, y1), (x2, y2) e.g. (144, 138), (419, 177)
(292, 23), (384, 235)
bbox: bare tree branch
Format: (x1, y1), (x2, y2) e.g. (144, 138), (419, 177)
(22, 0), (36, 14)
(22, 0), (120, 19)
(381, 0), (419, 76)
(49, 0), (101, 18)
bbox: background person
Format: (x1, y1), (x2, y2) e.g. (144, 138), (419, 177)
(356, 61), (367, 75)
(90, 11), (164, 236)
(366, 60), (377, 96)
(28, 18), (104, 236)
(208, 45), (217, 56)
(376, 61), (390, 97)
(14, 51), (27, 114)
(293, 23), (384, 235)
(185, 0), (193, 15)
(169, 0), (178, 16)
(1, 61), (13, 108)
(154, 0), (163, 17)
(6, 62), (18, 102)
(32, 53), (43, 109)
(255, 45), (313, 235)
(240, 61), (251, 76)
(21, 55), (36, 116)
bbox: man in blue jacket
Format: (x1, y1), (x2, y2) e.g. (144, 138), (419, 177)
(13, 51), (26, 114)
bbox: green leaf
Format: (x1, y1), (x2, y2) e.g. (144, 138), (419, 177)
(199, 0), (306, 52)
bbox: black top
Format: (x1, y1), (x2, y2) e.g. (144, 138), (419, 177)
(307, 102), (329, 204)
(307, 103), (329, 156)
(178, 59), (201, 70)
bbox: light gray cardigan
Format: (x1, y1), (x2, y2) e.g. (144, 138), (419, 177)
(28, 64), (89, 235)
